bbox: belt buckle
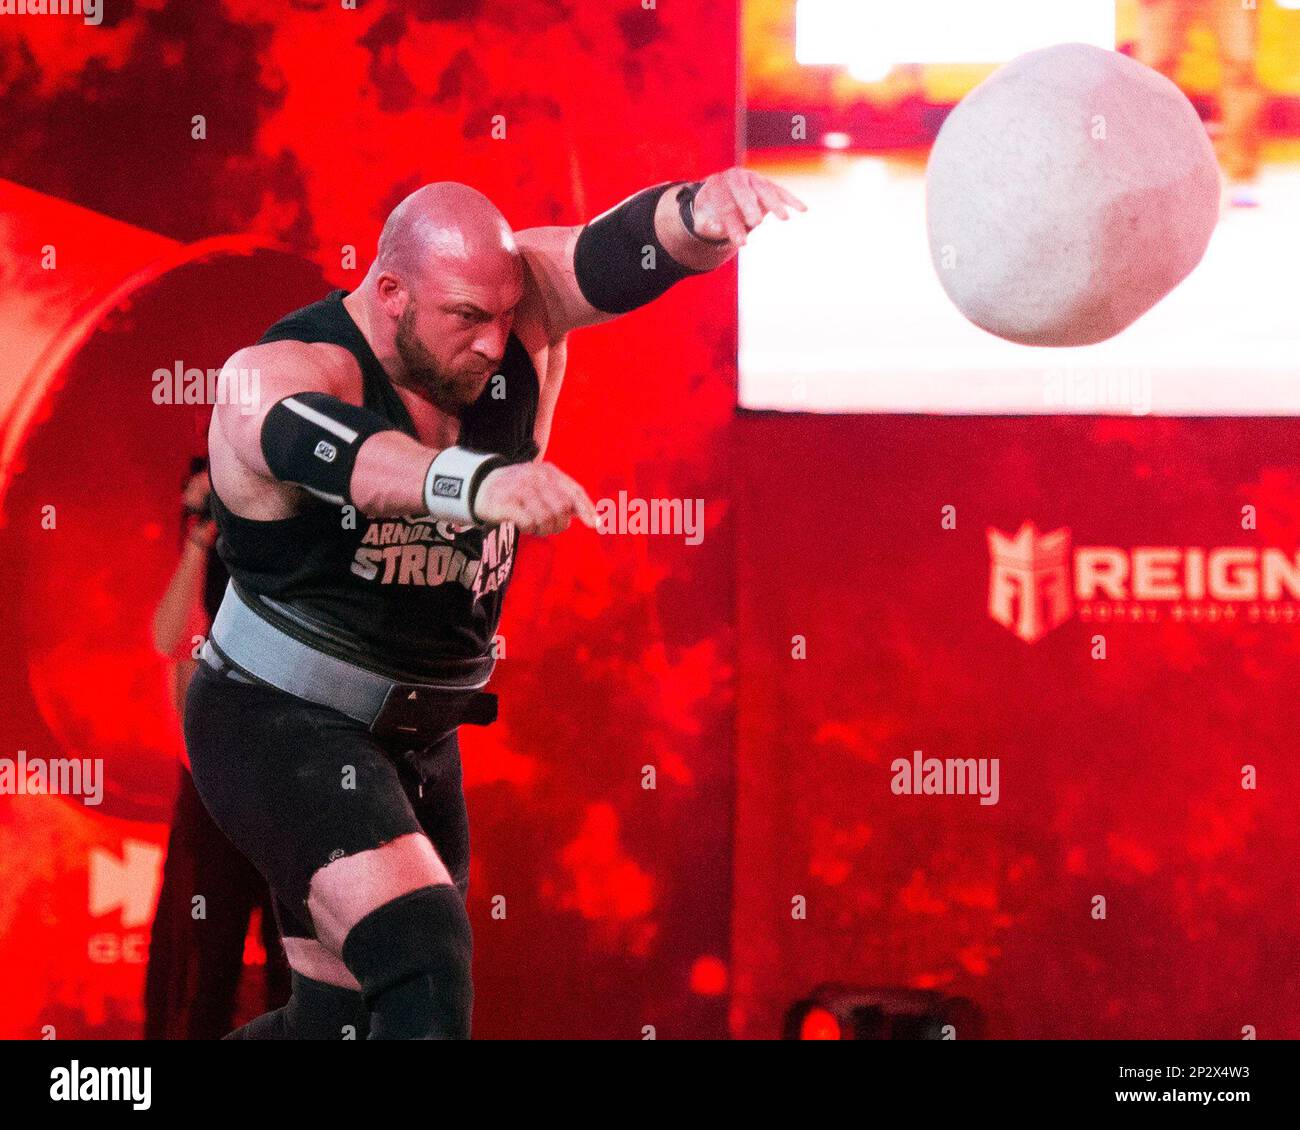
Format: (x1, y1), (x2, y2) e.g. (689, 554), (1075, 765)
(368, 682), (497, 742)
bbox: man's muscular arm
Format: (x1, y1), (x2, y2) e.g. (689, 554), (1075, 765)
(211, 340), (430, 517)
(514, 167), (806, 341)
(210, 341), (597, 534)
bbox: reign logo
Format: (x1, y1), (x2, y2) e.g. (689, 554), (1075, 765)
(987, 521), (1300, 643)
(987, 523), (1072, 643)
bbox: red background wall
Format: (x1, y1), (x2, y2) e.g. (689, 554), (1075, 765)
(1, 3), (1291, 1042)
(0, 0), (737, 1040)
(732, 413), (1300, 1039)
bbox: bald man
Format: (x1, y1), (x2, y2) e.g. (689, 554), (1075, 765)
(183, 170), (805, 1040)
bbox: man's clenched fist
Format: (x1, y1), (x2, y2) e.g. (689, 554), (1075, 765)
(475, 461), (599, 535)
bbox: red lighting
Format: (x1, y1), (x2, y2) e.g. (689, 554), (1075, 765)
(799, 1007), (842, 1040)
(690, 955), (728, 996)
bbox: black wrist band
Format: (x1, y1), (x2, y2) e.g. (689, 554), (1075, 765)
(676, 181), (730, 245)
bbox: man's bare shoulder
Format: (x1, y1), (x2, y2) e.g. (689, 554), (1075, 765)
(227, 338), (364, 403)
(512, 224), (615, 345)
(208, 338), (368, 518)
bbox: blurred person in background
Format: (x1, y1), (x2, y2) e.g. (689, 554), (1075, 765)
(1136, 0), (1264, 207)
(142, 458), (290, 1039)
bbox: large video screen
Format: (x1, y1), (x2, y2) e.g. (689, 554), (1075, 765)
(740, 0), (1300, 414)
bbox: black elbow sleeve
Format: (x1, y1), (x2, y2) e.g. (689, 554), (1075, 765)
(573, 182), (708, 315)
(259, 392), (399, 506)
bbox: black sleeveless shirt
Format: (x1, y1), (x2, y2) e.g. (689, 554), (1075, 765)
(210, 289), (540, 680)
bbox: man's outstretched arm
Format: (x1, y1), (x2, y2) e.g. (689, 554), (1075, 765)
(514, 167), (806, 343)
(210, 341), (597, 535)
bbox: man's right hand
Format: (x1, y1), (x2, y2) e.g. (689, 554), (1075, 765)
(474, 461), (599, 535)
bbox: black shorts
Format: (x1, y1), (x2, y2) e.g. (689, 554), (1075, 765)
(184, 659), (471, 941)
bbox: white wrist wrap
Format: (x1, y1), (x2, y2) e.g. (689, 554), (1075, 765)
(422, 446), (510, 524)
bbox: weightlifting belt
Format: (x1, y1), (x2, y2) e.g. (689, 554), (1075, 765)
(199, 579), (498, 742)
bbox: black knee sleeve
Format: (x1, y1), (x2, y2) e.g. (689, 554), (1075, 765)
(222, 971), (369, 1040)
(341, 885), (473, 1040)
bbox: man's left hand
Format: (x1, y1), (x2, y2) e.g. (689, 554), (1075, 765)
(690, 167), (808, 246)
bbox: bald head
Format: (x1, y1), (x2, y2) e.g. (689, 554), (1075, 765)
(355, 182), (525, 415)
(376, 181), (519, 286)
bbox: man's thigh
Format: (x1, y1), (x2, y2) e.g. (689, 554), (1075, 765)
(185, 661), (430, 939)
(403, 731), (471, 902)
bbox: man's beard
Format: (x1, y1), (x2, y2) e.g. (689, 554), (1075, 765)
(395, 304), (489, 416)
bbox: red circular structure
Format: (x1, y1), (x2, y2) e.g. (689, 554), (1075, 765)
(0, 180), (330, 821)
